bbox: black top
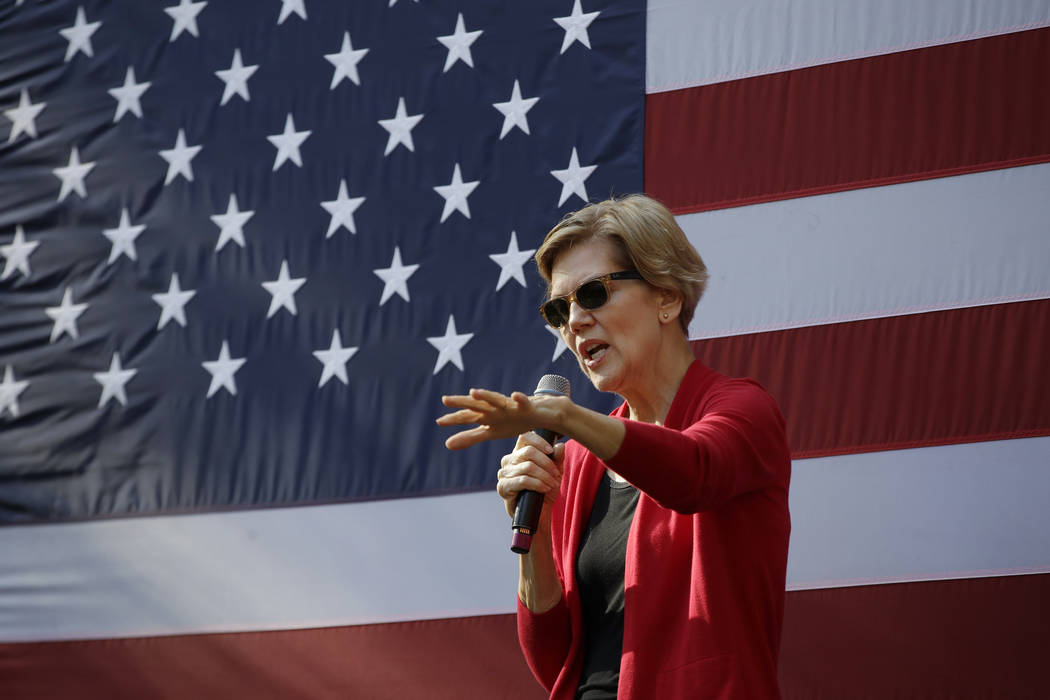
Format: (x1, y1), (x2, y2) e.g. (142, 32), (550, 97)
(575, 473), (640, 700)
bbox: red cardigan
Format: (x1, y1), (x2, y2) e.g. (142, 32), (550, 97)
(517, 361), (791, 699)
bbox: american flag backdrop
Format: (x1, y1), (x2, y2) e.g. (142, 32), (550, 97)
(2, 1), (1050, 698)
(0, 0), (636, 520)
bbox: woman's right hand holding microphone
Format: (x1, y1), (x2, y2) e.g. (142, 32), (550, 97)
(497, 432), (565, 527)
(498, 432), (566, 612)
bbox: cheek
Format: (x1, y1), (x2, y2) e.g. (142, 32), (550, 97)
(610, 329), (650, 367)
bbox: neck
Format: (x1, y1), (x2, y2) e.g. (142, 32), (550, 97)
(623, 332), (695, 424)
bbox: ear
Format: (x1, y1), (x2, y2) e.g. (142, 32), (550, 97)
(656, 287), (682, 325)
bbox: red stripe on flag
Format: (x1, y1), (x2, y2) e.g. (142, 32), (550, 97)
(779, 574), (1050, 698)
(691, 300), (1050, 458)
(3, 576), (1047, 698)
(0, 615), (544, 700)
(646, 27), (1050, 214)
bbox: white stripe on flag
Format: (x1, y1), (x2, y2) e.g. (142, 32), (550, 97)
(787, 436), (1050, 590)
(646, 0), (1050, 92)
(2, 437), (1048, 643)
(681, 163), (1050, 339)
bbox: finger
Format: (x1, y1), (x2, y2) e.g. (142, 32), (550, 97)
(496, 473), (555, 501)
(509, 444), (559, 476)
(469, 388), (513, 406)
(542, 479), (562, 505)
(517, 430), (555, 456)
(551, 442), (566, 466)
(499, 458), (561, 492)
(443, 426), (496, 450)
(501, 448), (543, 469)
(441, 394), (494, 412)
(534, 442), (565, 479)
(435, 408), (484, 427)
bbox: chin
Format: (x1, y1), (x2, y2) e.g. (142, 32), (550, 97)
(574, 349), (626, 394)
(582, 364), (622, 395)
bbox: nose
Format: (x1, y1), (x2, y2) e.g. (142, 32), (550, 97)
(566, 299), (594, 332)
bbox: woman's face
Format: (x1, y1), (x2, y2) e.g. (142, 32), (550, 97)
(549, 237), (662, 396)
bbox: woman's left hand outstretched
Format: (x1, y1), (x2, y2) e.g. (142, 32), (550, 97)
(437, 388), (566, 450)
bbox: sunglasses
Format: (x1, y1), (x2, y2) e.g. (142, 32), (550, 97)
(539, 270), (644, 328)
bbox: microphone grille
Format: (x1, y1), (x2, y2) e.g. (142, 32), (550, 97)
(535, 373), (571, 397)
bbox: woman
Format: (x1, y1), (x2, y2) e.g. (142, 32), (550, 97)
(437, 195), (791, 699)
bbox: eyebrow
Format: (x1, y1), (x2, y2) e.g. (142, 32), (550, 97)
(549, 272), (601, 298)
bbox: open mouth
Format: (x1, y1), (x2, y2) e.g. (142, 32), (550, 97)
(581, 341), (609, 363)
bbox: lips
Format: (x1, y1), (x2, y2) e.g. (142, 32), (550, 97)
(578, 339), (610, 366)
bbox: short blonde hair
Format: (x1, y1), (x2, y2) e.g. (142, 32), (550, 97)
(535, 194), (708, 333)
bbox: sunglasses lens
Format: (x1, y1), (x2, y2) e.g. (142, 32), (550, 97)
(576, 279), (609, 309)
(542, 299), (570, 327)
(541, 277), (616, 328)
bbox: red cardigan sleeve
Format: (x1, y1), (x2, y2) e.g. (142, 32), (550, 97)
(517, 595), (572, 692)
(605, 377), (789, 514)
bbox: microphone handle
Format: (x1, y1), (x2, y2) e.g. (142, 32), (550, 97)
(510, 427), (562, 554)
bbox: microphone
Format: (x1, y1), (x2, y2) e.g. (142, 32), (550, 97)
(511, 373), (571, 554)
